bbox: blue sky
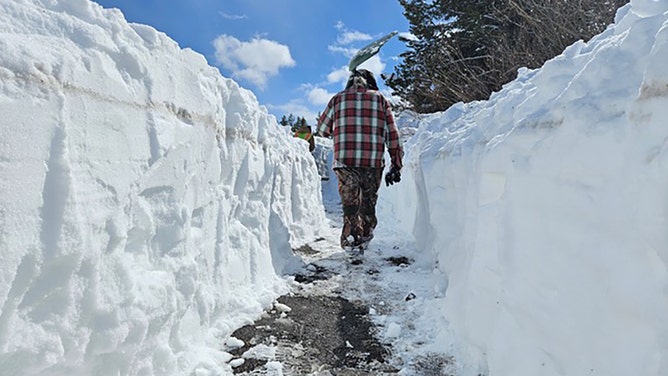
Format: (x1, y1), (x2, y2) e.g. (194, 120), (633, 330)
(93, 0), (410, 124)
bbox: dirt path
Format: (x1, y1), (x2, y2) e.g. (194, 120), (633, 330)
(226, 203), (458, 375)
(226, 237), (395, 374)
(229, 292), (396, 375)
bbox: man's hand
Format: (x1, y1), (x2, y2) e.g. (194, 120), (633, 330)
(389, 148), (403, 170)
(385, 166), (401, 186)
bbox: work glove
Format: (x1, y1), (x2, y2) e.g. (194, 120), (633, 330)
(385, 166), (401, 186)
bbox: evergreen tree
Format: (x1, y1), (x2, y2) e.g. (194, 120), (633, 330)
(389, 0), (628, 113)
(291, 116), (306, 132)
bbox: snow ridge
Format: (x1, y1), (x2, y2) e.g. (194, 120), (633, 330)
(0, 0), (326, 374)
(381, 2), (668, 375)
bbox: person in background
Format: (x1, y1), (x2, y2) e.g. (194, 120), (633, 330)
(316, 68), (403, 249)
(294, 118), (316, 152)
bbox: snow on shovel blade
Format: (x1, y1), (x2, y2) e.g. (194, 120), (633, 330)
(348, 31), (398, 72)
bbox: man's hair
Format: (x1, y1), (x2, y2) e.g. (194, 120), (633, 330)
(345, 69), (379, 90)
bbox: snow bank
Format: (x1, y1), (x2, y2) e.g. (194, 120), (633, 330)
(382, 2), (668, 375)
(0, 0), (326, 374)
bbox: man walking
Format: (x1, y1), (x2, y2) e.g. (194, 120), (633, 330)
(294, 118), (316, 152)
(316, 69), (403, 249)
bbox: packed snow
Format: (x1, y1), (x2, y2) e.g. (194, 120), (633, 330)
(0, 0), (325, 374)
(379, 1), (668, 374)
(1, 0), (668, 375)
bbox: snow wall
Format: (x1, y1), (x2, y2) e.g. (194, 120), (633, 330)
(381, 1), (668, 375)
(0, 0), (326, 374)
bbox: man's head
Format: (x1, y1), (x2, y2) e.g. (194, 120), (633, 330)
(345, 69), (379, 90)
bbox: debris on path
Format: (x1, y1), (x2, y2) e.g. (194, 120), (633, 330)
(225, 200), (458, 375)
(229, 293), (398, 375)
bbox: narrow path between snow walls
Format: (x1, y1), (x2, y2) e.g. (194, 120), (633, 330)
(223, 208), (460, 376)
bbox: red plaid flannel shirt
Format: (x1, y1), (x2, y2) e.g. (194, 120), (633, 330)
(316, 88), (403, 169)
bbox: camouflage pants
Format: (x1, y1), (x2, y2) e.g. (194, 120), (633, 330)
(334, 167), (383, 248)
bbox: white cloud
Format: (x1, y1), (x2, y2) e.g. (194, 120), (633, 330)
(212, 34), (295, 89)
(329, 22), (373, 57)
(337, 30), (373, 45)
(333, 21), (371, 43)
(219, 11), (247, 20)
(326, 66), (350, 86)
(307, 87), (334, 106)
(356, 55), (386, 75)
(327, 45), (357, 58)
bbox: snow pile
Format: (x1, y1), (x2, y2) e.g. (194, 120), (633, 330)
(0, 0), (325, 374)
(381, 1), (668, 375)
